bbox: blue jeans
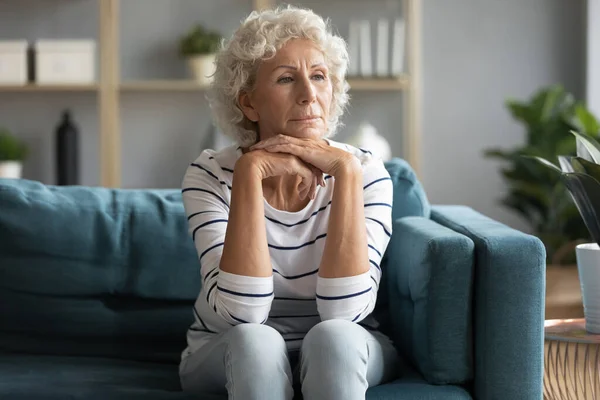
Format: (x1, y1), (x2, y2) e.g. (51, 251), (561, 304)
(179, 319), (399, 400)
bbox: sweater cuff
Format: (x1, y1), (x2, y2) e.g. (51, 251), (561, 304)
(316, 271), (372, 298)
(217, 270), (274, 299)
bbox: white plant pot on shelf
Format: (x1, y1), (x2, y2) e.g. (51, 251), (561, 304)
(576, 243), (600, 333)
(0, 161), (23, 179)
(187, 54), (216, 86)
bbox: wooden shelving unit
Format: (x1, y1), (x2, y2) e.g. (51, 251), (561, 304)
(347, 76), (410, 91)
(120, 80), (207, 92)
(119, 76), (410, 92)
(2, 0), (422, 187)
(0, 84), (98, 92)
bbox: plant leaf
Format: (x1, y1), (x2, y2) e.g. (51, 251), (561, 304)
(522, 155), (562, 173)
(571, 130), (600, 163)
(505, 101), (533, 126)
(577, 138), (595, 162)
(571, 157), (600, 184)
(558, 156), (575, 173)
(574, 105), (600, 135)
(0, 129), (28, 161)
(541, 85), (563, 122)
(562, 172), (600, 247)
(483, 149), (513, 160)
(569, 157), (588, 175)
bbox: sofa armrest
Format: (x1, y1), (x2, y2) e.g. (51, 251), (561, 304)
(431, 205), (545, 400)
(386, 216), (474, 384)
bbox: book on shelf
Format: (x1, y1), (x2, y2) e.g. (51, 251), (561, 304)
(347, 18), (405, 78)
(359, 20), (372, 77)
(376, 19), (389, 77)
(391, 18), (406, 76)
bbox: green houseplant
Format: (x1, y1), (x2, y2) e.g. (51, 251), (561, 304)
(531, 131), (600, 332)
(531, 131), (600, 249)
(179, 24), (222, 85)
(484, 85), (599, 265)
(0, 128), (28, 179)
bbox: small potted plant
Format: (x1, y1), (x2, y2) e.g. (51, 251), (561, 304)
(0, 128), (28, 179)
(179, 24), (222, 86)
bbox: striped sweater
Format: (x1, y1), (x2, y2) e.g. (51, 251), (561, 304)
(180, 139), (393, 360)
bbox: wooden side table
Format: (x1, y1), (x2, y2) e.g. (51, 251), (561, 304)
(544, 319), (600, 400)
(545, 266), (584, 320)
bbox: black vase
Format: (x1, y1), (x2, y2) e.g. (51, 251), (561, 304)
(56, 110), (79, 186)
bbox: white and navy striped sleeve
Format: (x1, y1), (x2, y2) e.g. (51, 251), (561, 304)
(316, 155), (393, 322)
(181, 150), (273, 325)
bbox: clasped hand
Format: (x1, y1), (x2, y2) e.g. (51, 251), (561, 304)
(245, 134), (358, 200)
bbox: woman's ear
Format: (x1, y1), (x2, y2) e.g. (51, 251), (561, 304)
(238, 91), (259, 122)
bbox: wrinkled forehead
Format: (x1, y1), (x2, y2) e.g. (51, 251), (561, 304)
(261, 39), (327, 71)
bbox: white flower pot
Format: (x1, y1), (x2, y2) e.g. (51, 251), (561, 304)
(0, 161), (22, 179)
(187, 54), (216, 86)
(576, 243), (600, 333)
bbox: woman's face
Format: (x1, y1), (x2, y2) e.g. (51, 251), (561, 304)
(239, 39), (333, 141)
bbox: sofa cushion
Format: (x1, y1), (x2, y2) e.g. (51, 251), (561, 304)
(0, 179), (198, 359)
(374, 159), (431, 336)
(384, 158), (430, 221)
(0, 181), (199, 300)
(0, 354), (198, 400)
(0, 354), (472, 400)
(386, 216), (474, 385)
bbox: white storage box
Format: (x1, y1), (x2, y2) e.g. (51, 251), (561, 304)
(0, 41), (28, 85)
(35, 40), (96, 85)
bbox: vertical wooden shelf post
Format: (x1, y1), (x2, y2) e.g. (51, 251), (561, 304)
(253, 0), (275, 11)
(99, 0), (121, 187)
(404, 0), (422, 177)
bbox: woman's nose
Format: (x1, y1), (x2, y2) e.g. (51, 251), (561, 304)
(297, 78), (317, 104)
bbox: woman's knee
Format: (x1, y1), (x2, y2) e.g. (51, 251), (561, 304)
(224, 323), (287, 359)
(302, 319), (366, 358)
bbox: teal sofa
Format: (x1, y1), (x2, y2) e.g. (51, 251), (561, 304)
(0, 158), (546, 399)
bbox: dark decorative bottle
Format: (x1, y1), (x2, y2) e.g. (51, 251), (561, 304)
(56, 110), (79, 185)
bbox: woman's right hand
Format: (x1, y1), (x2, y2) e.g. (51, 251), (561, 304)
(237, 149), (325, 200)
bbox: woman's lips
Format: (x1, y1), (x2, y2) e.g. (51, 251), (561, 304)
(290, 117), (320, 123)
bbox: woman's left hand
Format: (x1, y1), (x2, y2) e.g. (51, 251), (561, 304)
(250, 134), (359, 177)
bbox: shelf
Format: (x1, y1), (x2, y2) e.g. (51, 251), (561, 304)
(119, 76), (410, 92)
(347, 76), (410, 91)
(0, 84), (98, 92)
(120, 80), (208, 91)
(0, 0), (421, 188)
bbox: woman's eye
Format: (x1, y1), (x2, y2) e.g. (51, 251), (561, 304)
(312, 74), (326, 81)
(277, 76), (293, 83)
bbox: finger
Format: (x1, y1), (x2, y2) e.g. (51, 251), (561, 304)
(304, 162), (323, 194)
(309, 165), (325, 187)
(309, 176), (318, 200)
(261, 143), (299, 156)
(292, 158), (314, 198)
(298, 175), (311, 199)
(250, 134), (292, 150)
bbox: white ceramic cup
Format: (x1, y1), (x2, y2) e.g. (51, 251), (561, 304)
(576, 243), (600, 333)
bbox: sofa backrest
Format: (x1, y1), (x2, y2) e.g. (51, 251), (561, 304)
(374, 158), (430, 336)
(0, 157), (429, 362)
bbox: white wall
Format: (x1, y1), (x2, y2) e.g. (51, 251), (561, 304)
(420, 0), (586, 232)
(587, 0), (600, 115)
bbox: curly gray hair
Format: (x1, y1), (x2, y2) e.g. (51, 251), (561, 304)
(207, 5), (350, 147)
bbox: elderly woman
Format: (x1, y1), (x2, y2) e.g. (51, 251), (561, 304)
(179, 6), (398, 400)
